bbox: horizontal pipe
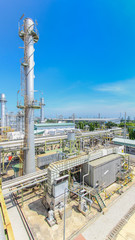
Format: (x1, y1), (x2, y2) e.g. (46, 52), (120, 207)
(3, 177), (47, 196)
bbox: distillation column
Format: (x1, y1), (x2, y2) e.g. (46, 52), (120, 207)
(6, 113), (9, 127)
(0, 94), (7, 134)
(19, 18), (39, 174)
(40, 97), (45, 122)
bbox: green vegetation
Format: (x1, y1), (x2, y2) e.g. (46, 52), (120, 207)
(119, 121), (135, 140)
(129, 128), (135, 140)
(76, 121), (100, 131)
(46, 119), (57, 123)
(105, 121), (117, 129)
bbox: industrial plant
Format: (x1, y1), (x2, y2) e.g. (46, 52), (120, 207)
(0, 16), (135, 240)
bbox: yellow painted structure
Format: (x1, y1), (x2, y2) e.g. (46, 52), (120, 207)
(0, 178), (15, 240)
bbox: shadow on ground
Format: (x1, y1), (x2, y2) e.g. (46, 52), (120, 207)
(28, 198), (47, 217)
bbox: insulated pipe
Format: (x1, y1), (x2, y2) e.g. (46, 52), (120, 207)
(19, 18), (39, 174)
(24, 18), (35, 174)
(6, 113), (9, 127)
(0, 94), (6, 134)
(40, 97), (45, 122)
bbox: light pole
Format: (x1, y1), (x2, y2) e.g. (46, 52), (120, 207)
(63, 188), (68, 240)
(63, 187), (93, 240)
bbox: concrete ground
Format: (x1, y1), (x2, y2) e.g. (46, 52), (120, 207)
(13, 175), (135, 240)
(7, 165), (135, 240)
(116, 212), (135, 240)
(18, 189), (98, 240)
(76, 184), (135, 240)
(5, 195), (29, 240)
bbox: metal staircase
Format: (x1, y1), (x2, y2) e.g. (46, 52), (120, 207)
(91, 190), (106, 211)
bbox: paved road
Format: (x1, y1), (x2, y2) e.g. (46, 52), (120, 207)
(77, 184), (135, 240)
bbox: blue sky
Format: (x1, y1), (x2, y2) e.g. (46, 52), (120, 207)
(0, 0), (135, 118)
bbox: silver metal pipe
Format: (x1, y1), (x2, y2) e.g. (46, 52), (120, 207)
(2, 169), (47, 189)
(6, 113), (9, 127)
(19, 18), (39, 174)
(3, 177), (47, 197)
(40, 97), (45, 122)
(0, 94), (7, 134)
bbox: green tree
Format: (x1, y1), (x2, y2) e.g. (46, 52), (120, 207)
(89, 123), (95, 131)
(105, 121), (117, 129)
(118, 122), (124, 127)
(78, 121), (84, 129)
(94, 121), (100, 129)
(129, 128), (135, 139)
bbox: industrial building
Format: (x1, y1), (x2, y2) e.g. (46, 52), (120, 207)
(112, 137), (135, 154)
(34, 122), (75, 135)
(82, 154), (122, 188)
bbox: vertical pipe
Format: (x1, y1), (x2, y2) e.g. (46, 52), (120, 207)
(124, 112), (126, 154)
(2, 152), (4, 173)
(0, 94), (6, 134)
(40, 97), (45, 122)
(6, 113), (9, 127)
(19, 114), (21, 131)
(22, 113), (24, 132)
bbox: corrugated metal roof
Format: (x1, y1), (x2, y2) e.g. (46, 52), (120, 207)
(112, 137), (135, 147)
(89, 154), (121, 167)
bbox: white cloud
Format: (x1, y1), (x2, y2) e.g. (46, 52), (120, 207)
(96, 85), (125, 93)
(95, 78), (135, 94)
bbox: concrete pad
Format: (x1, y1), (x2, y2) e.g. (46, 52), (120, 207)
(5, 195), (29, 240)
(80, 185), (135, 240)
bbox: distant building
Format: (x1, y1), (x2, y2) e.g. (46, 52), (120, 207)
(34, 122), (75, 135)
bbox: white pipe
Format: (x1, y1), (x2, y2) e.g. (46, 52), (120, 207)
(40, 97), (45, 122)
(0, 94), (6, 133)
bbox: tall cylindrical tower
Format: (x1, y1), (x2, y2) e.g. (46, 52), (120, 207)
(0, 94), (7, 134)
(19, 18), (39, 174)
(6, 113), (9, 127)
(40, 97), (45, 122)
